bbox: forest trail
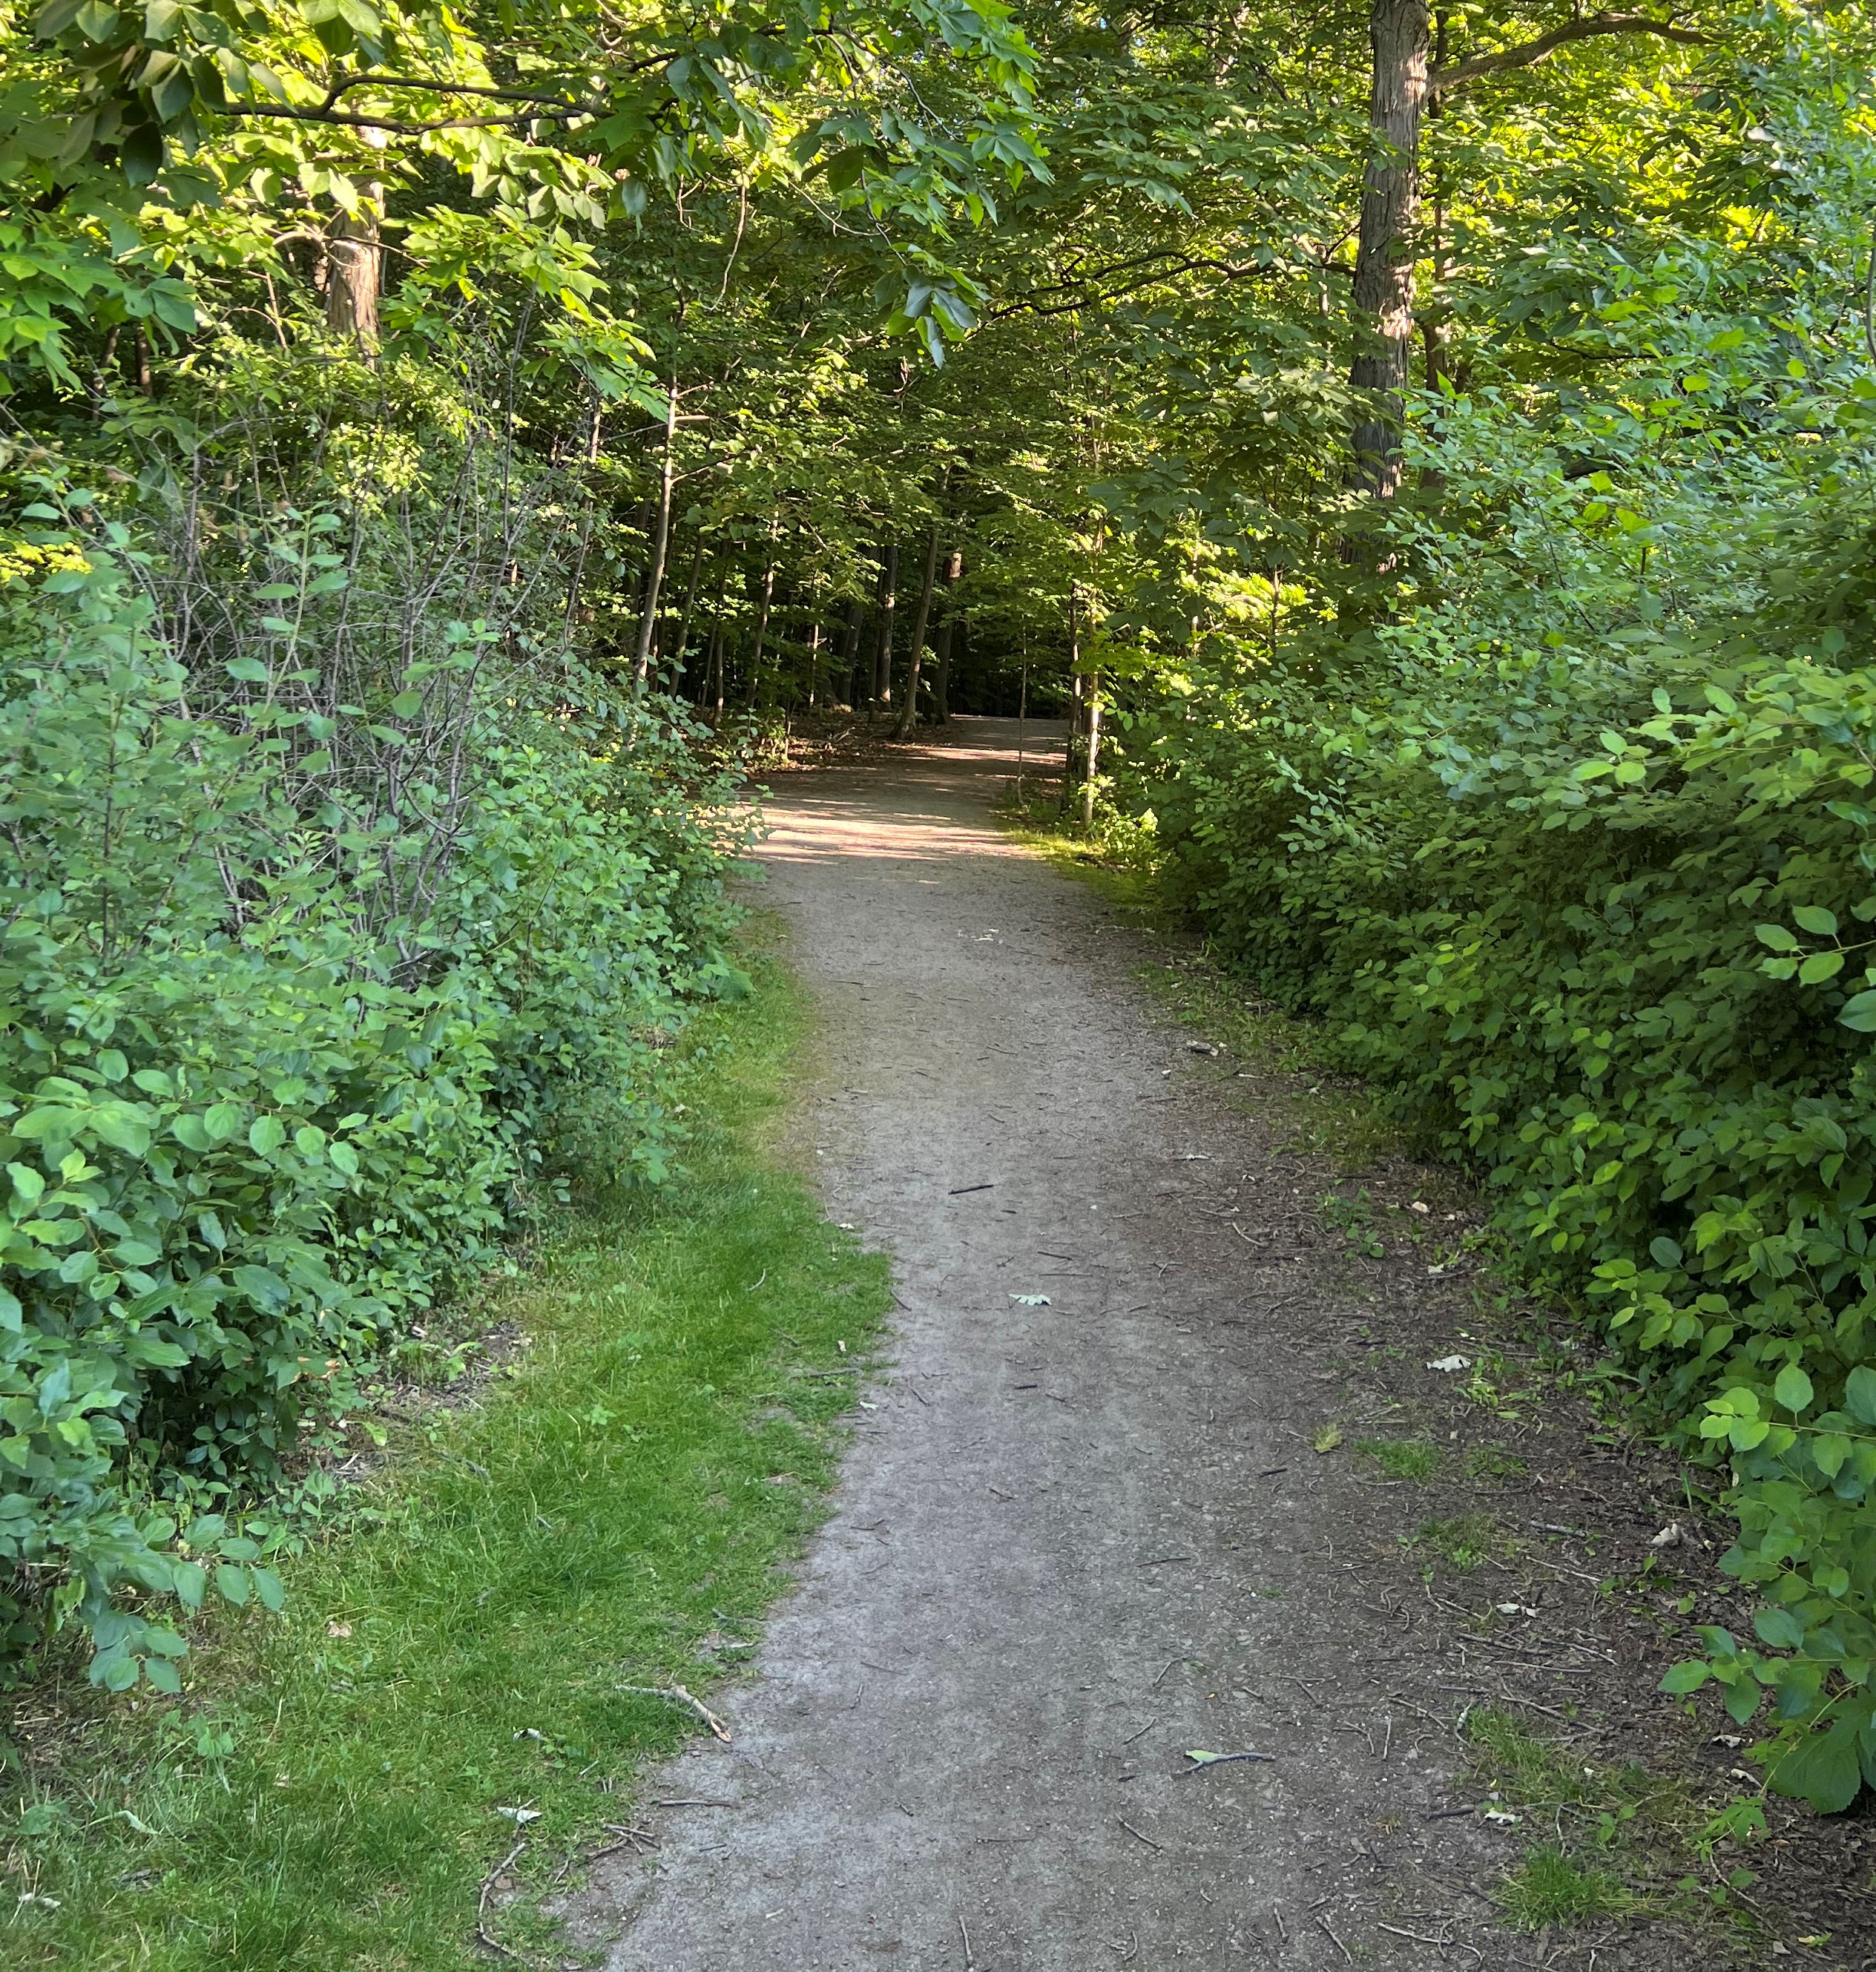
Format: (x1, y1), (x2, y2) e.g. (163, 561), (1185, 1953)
(577, 719), (1622, 1971)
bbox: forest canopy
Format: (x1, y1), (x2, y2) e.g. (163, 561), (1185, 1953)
(7, 0), (1876, 1812)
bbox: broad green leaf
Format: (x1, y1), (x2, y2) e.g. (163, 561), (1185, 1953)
(1773, 1364), (1814, 1415)
(1754, 1606), (1806, 1649)
(1770, 1716), (1863, 1813)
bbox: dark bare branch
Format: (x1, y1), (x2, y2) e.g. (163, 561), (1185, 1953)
(1431, 13), (1706, 96)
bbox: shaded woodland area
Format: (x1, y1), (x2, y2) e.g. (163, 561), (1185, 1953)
(6, 0), (1876, 1834)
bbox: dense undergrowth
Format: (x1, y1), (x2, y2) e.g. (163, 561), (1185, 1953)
(1133, 404), (1876, 1812)
(0, 939), (888, 1971)
(1, 392), (751, 1697)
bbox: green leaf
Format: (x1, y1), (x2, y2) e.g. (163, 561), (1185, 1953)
(1799, 950), (1846, 985)
(1774, 1364), (1814, 1415)
(203, 1102), (242, 1143)
(1754, 1607), (1806, 1649)
(1659, 1661), (1711, 1693)
(1794, 906), (1840, 937)
(1838, 990), (1876, 1032)
(251, 1566), (286, 1613)
(1649, 1235), (1682, 1269)
(248, 1114), (286, 1156)
(1844, 1367), (1876, 1428)
(214, 1563), (251, 1607)
(1756, 924), (1798, 953)
(1770, 1716), (1863, 1813)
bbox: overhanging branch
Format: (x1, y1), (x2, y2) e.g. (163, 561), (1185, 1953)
(1431, 13), (1706, 96)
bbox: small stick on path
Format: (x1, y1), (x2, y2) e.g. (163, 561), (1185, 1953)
(1314, 1911), (1355, 1964)
(620, 1683), (731, 1743)
(958, 1913), (976, 1968)
(1118, 1818), (1164, 1851)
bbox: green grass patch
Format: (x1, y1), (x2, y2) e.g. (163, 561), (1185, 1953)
(1406, 1513), (1503, 1572)
(1355, 1436), (1441, 1483)
(0, 936), (889, 1971)
(1466, 1445), (1529, 1483)
(1495, 1845), (1636, 1930)
(1461, 1709), (1757, 1938)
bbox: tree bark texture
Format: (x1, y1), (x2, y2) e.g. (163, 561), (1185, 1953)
(1349, 0), (1429, 496)
(326, 130), (387, 346)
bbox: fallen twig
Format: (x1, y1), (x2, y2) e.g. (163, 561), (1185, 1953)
(1314, 1910), (1354, 1964)
(619, 1683), (731, 1743)
(1118, 1818), (1164, 1851)
(477, 1838), (530, 1962)
(1179, 1749), (1274, 1772)
(958, 1913), (976, 1968)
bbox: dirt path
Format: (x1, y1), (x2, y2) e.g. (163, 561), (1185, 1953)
(575, 720), (1791, 1972)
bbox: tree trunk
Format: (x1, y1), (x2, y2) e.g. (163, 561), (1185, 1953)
(633, 381), (680, 688)
(872, 545), (899, 709)
(1349, 0), (1429, 496)
(892, 525), (942, 740)
(837, 600), (864, 709)
(673, 538), (705, 683)
(931, 546), (961, 723)
(326, 131), (387, 346)
(1081, 675), (1103, 830)
(1062, 582), (1085, 812)
(745, 561), (775, 707)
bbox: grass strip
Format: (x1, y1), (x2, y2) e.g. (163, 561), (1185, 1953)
(1, 934), (889, 1971)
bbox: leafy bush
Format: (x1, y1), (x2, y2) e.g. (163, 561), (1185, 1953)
(1148, 461), (1876, 1809)
(0, 521), (746, 1691)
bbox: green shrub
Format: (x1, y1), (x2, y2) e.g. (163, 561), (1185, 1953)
(1150, 486), (1876, 1810)
(0, 530), (746, 1691)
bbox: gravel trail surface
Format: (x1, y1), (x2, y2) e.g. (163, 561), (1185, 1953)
(582, 717), (1731, 1972)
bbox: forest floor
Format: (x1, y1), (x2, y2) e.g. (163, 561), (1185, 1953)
(570, 715), (1872, 1972)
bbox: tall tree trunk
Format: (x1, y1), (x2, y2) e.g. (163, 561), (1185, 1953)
(745, 560), (775, 707)
(673, 537), (705, 683)
(806, 620), (823, 707)
(633, 380), (681, 688)
(1349, 0), (1429, 496)
(326, 131), (387, 346)
(1081, 675), (1103, 830)
(892, 525), (942, 741)
(931, 545), (961, 723)
(1062, 582), (1085, 812)
(837, 599), (864, 709)
(872, 544), (899, 709)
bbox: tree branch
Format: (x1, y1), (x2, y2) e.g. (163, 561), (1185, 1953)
(1431, 13), (1706, 96)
